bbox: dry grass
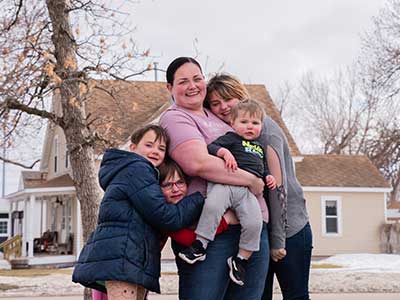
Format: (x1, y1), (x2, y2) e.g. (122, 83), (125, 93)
(311, 263), (342, 269)
(0, 283), (21, 291)
(0, 265), (342, 277)
(0, 268), (73, 277)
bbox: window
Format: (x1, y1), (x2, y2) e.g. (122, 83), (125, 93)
(61, 204), (66, 230)
(65, 149), (69, 169)
(51, 203), (57, 232)
(67, 200), (72, 232)
(0, 213), (8, 236)
(54, 136), (58, 173)
(0, 221), (7, 235)
(321, 196), (342, 236)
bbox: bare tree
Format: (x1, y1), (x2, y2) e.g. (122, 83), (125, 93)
(359, 0), (400, 201)
(360, 0), (400, 101)
(277, 65), (399, 201)
(0, 1), (150, 298)
(274, 80), (292, 116)
(284, 68), (364, 154)
(274, 0), (400, 201)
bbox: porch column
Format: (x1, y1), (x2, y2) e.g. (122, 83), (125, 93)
(75, 197), (82, 257)
(8, 200), (13, 238)
(27, 194), (36, 257)
(41, 198), (48, 236)
(22, 198), (27, 257)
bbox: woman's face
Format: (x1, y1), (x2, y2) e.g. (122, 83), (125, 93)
(167, 63), (206, 111)
(160, 171), (188, 204)
(208, 91), (240, 123)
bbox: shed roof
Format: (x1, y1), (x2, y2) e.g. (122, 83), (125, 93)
(296, 154), (390, 188)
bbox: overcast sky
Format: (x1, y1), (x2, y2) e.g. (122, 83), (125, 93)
(0, 0), (387, 195)
(132, 0), (386, 92)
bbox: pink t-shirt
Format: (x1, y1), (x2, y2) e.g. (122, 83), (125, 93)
(159, 104), (268, 222)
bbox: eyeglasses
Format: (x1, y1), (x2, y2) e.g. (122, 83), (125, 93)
(160, 180), (186, 190)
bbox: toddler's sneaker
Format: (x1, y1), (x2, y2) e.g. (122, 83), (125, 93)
(178, 240), (206, 264)
(227, 256), (247, 286)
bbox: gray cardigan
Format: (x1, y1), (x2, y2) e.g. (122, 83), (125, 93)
(259, 116), (309, 249)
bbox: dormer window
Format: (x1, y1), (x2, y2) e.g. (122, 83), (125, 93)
(65, 148), (69, 169)
(54, 136), (58, 173)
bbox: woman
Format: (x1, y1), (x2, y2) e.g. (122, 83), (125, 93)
(205, 73), (313, 300)
(160, 57), (269, 300)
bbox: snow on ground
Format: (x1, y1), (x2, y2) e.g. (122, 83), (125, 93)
(313, 253), (400, 273)
(309, 254), (400, 293)
(1, 254), (400, 297)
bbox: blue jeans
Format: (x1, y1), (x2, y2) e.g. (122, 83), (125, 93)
(262, 223), (313, 300)
(172, 223), (269, 300)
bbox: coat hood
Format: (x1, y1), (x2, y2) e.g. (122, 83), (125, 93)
(99, 148), (155, 190)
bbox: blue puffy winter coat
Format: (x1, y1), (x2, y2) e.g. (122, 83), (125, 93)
(72, 149), (204, 293)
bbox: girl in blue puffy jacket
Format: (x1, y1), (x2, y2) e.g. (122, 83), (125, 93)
(72, 124), (204, 300)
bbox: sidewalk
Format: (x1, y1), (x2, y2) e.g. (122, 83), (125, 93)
(1, 294), (399, 300)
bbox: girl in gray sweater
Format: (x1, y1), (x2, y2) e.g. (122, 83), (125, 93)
(205, 74), (313, 300)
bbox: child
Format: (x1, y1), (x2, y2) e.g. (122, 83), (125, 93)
(178, 99), (276, 286)
(72, 124), (204, 300)
(158, 159), (230, 246)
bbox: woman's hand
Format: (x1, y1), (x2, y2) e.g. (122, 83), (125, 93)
(270, 248), (287, 262)
(249, 177), (264, 195)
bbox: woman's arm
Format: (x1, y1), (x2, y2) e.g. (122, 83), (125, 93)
(171, 139), (264, 195)
(266, 145), (287, 260)
(267, 146), (282, 186)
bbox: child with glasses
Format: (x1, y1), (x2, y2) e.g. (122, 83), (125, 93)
(178, 99), (276, 286)
(159, 159), (231, 247)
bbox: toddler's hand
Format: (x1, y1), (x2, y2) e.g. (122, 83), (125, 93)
(266, 175), (276, 189)
(223, 151), (238, 171)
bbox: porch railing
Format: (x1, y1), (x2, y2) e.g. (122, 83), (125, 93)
(0, 235), (22, 261)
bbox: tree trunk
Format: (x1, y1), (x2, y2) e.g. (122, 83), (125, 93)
(46, 1), (102, 299)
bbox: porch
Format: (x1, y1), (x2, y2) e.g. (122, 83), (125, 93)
(10, 254), (76, 269)
(4, 173), (81, 267)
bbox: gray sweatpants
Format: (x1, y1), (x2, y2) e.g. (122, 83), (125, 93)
(195, 183), (263, 252)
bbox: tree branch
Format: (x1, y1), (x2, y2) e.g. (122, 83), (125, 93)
(4, 0), (24, 31)
(2, 96), (65, 128)
(0, 155), (40, 169)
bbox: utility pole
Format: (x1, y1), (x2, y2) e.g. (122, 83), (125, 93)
(1, 143), (4, 197)
(1, 111), (7, 197)
(154, 62), (158, 82)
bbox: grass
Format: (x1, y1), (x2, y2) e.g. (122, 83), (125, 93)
(0, 268), (73, 277)
(311, 263), (342, 269)
(0, 283), (21, 291)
